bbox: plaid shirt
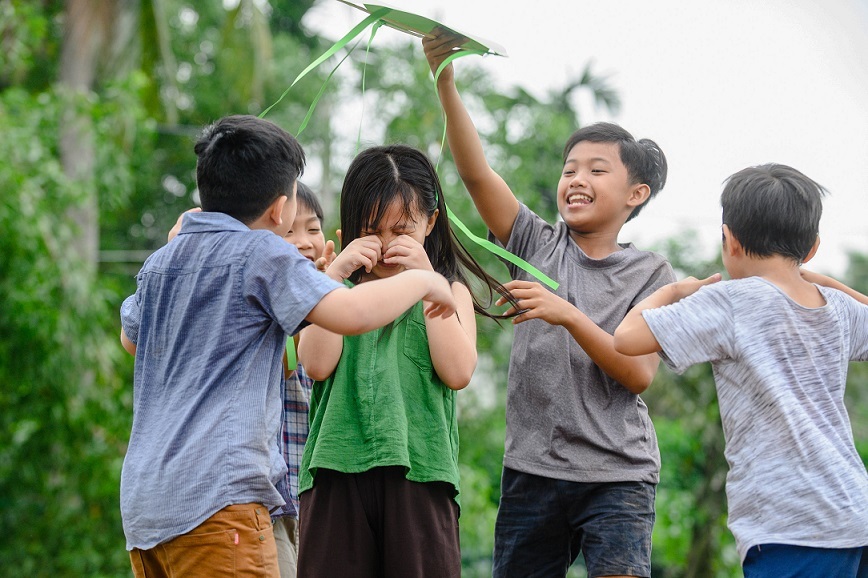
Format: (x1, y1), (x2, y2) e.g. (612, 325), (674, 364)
(274, 360), (314, 518)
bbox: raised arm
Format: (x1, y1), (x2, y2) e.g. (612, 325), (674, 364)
(423, 31), (519, 245)
(801, 268), (868, 305)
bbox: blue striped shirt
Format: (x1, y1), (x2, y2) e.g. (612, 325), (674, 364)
(119, 212), (341, 550)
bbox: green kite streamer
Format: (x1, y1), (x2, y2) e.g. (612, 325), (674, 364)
(259, 7), (390, 119)
(445, 202), (559, 290)
(431, 49), (560, 290)
(286, 336), (297, 370)
(261, 2), (559, 291)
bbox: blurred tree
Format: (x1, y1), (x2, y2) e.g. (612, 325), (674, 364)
(0, 1), (324, 575)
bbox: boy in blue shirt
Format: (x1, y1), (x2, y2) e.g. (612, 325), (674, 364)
(425, 33), (675, 578)
(119, 115), (456, 578)
(615, 164), (868, 578)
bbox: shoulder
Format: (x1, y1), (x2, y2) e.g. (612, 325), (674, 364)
(512, 203), (560, 240)
(619, 244), (671, 269)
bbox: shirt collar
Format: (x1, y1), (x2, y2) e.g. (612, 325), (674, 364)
(180, 211), (251, 235)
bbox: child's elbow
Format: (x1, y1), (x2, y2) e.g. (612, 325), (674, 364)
(437, 354), (477, 391)
(441, 370), (473, 391)
(120, 330), (137, 356)
(304, 364), (332, 382)
(623, 372), (654, 395)
(613, 326), (644, 357)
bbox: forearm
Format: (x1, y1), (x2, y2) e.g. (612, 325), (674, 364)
(297, 325), (342, 381)
(307, 270), (443, 335)
(562, 308), (660, 394)
(436, 78), (518, 243)
(426, 283), (477, 390)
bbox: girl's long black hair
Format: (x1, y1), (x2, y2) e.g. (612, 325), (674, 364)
(340, 144), (520, 319)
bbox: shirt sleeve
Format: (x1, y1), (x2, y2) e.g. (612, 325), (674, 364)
(631, 259), (678, 308)
(120, 283), (142, 344)
(244, 234), (343, 336)
(641, 283), (734, 374)
(844, 293), (868, 361)
(488, 203), (557, 279)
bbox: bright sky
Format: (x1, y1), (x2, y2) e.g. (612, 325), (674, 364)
(305, 0), (868, 276)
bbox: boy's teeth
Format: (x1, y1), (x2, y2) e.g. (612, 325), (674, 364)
(567, 193), (592, 204)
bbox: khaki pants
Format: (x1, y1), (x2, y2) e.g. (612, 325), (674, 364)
(130, 503), (279, 577)
(272, 516), (299, 578)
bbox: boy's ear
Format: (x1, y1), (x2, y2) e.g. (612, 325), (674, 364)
(802, 235), (821, 264)
(268, 194), (288, 226)
(424, 208), (440, 236)
(721, 224), (743, 256)
(627, 183), (651, 208)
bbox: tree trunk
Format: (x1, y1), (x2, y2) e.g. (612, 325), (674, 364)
(59, 0), (110, 275)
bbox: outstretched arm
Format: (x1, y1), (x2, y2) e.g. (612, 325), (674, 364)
(300, 269), (456, 380)
(801, 268), (868, 305)
(423, 30), (519, 245)
(614, 274), (722, 357)
(498, 280), (661, 394)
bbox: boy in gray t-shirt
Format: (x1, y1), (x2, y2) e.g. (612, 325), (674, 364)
(426, 33), (675, 578)
(615, 164), (868, 577)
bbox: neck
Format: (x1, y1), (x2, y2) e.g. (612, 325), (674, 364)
(733, 255), (824, 307)
(568, 229), (623, 259)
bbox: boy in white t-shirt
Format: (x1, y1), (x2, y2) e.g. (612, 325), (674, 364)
(614, 163), (868, 578)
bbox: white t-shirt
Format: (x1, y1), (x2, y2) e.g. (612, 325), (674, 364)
(642, 277), (868, 561)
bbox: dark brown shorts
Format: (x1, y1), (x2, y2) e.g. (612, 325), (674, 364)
(298, 466), (460, 578)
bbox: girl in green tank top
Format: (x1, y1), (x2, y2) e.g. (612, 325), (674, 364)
(296, 145), (518, 577)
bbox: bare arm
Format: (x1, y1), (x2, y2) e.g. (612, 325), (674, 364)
(120, 329), (136, 356)
(801, 268), (868, 305)
(614, 274), (722, 357)
(296, 323), (340, 381)
(563, 307), (662, 395)
(423, 31), (519, 245)
(299, 269), (456, 380)
(498, 280), (660, 394)
(426, 281), (477, 390)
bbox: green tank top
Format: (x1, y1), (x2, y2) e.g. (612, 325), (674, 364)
(298, 301), (460, 504)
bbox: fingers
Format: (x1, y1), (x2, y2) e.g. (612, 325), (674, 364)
(424, 301), (456, 320)
(702, 273), (723, 285)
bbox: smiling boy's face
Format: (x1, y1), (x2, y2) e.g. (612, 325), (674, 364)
(284, 203), (325, 262)
(557, 141), (646, 237)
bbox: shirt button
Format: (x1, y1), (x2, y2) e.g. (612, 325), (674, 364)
(259, 535), (265, 541)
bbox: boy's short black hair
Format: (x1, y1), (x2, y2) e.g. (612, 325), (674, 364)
(562, 122), (667, 222)
(295, 182), (324, 223)
(194, 115), (305, 224)
(721, 163), (825, 263)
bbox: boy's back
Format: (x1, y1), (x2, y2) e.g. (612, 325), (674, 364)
(120, 211), (338, 549)
(642, 277), (868, 561)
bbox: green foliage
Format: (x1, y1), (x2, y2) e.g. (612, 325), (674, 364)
(4, 1), (867, 575)
(0, 85), (139, 576)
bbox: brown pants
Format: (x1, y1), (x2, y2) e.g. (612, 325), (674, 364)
(298, 467), (460, 578)
(130, 503), (279, 578)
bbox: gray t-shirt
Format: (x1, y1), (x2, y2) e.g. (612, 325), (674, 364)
(643, 277), (868, 561)
(497, 204), (675, 483)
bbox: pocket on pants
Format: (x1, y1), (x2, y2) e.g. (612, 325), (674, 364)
(163, 504), (277, 577)
(165, 528), (237, 575)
